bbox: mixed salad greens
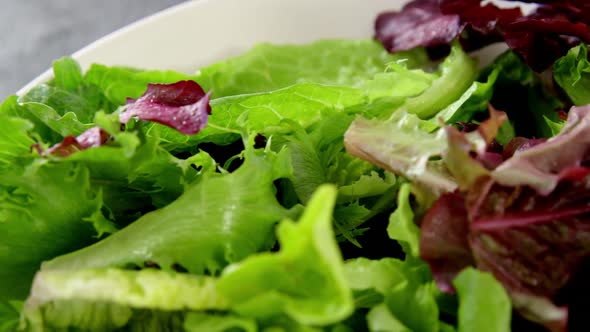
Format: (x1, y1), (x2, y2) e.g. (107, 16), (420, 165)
(2, 0), (590, 331)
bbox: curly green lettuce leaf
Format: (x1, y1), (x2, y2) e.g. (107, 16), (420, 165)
(0, 114), (35, 170)
(22, 269), (226, 331)
(267, 113), (397, 246)
(0, 162), (103, 300)
(217, 185), (353, 326)
(554, 44), (590, 106)
(15, 58), (116, 143)
(453, 268), (511, 332)
(184, 313), (257, 332)
(197, 39), (400, 98)
(0, 96), (62, 144)
(61, 115), (213, 223)
(43, 142), (297, 275)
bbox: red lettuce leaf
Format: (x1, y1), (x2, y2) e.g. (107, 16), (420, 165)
(376, 0), (590, 71)
(419, 106), (590, 331)
(374, 0), (461, 54)
(120, 80), (212, 135)
(419, 191), (474, 294)
(493, 105), (590, 195)
(37, 127), (110, 157)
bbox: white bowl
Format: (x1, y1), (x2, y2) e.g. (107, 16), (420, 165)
(17, 0), (401, 95)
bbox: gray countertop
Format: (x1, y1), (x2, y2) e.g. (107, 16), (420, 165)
(0, 0), (186, 99)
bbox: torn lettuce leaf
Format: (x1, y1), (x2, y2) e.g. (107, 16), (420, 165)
(217, 185), (353, 326)
(196, 39), (401, 98)
(453, 268), (511, 332)
(554, 43), (590, 106)
(387, 183), (420, 258)
(345, 110), (456, 196)
(432, 65), (500, 125)
(22, 269), (226, 331)
(399, 42), (478, 119)
(43, 142), (297, 275)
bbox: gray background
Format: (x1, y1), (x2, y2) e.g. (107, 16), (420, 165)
(0, 0), (187, 99)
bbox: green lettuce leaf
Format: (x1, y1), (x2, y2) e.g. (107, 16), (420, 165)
(343, 258), (439, 332)
(0, 162), (103, 300)
(387, 183), (420, 258)
(22, 269), (226, 331)
(62, 116), (213, 224)
(399, 43), (478, 119)
(217, 185), (353, 326)
(487, 50), (564, 138)
(43, 142), (297, 274)
(155, 41), (441, 150)
(0, 96), (62, 144)
(196, 39), (399, 98)
(184, 313), (257, 332)
(0, 114), (35, 170)
(0, 300), (21, 332)
(554, 44), (590, 106)
(15, 58), (115, 143)
(432, 66), (500, 124)
(84, 64), (200, 106)
(453, 268), (511, 332)
(367, 303), (410, 332)
(266, 113), (397, 246)
(345, 111), (456, 196)
(385, 281), (440, 332)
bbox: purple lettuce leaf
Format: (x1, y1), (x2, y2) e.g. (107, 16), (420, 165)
(120, 80), (212, 135)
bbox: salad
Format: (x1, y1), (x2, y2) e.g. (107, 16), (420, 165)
(1, 0), (590, 331)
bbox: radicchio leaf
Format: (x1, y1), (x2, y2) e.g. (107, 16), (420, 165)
(37, 127), (110, 157)
(120, 80), (212, 135)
